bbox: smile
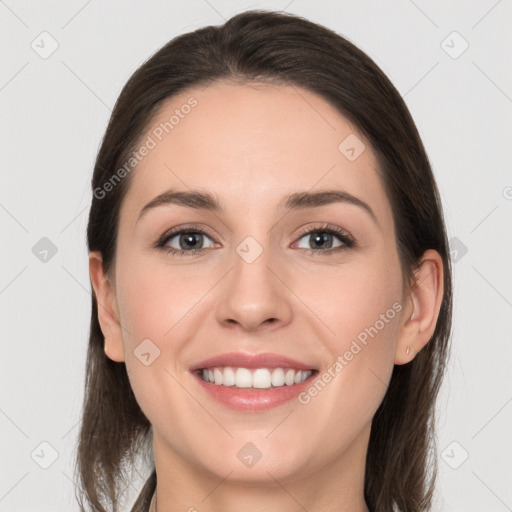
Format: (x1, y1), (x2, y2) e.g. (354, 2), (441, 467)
(199, 366), (314, 388)
(189, 351), (319, 411)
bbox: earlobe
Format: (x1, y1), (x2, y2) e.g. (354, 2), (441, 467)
(89, 251), (126, 362)
(394, 249), (444, 365)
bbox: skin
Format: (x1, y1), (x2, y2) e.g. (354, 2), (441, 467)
(89, 81), (444, 512)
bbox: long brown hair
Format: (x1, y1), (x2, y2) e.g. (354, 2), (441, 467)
(77, 9), (453, 512)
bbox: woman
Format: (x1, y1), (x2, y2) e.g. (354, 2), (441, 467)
(78, 9), (452, 512)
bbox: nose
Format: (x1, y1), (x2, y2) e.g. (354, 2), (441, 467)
(215, 244), (293, 332)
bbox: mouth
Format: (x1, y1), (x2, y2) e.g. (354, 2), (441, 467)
(189, 352), (319, 411)
(194, 366), (316, 388)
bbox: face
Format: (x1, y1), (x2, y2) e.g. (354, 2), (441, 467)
(97, 81), (411, 484)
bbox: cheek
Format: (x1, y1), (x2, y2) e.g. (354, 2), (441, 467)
(293, 296), (401, 461)
(294, 254), (402, 354)
(115, 252), (197, 346)
(294, 254), (402, 414)
(115, 256), (195, 428)
(114, 252), (215, 410)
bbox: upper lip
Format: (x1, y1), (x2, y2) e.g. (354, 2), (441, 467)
(190, 352), (317, 371)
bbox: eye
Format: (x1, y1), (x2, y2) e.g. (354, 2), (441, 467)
(154, 223), (355, 257)
(156, 226), (216, 256)
(294, 223), (355, 253)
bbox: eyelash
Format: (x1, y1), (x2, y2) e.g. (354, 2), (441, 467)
(154, 223), (356, 257)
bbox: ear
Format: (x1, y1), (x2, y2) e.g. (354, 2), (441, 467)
(394, 249), (444, 365)
(89, 251), (125, 362)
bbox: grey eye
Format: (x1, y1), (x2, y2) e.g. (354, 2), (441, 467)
(166, 232), (215, 251)
(297, 231), (344, 250)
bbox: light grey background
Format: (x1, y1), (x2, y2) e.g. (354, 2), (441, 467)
(1, 1), (511, 510)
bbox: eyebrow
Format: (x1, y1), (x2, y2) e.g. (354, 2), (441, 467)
(137, 188), (377, 225)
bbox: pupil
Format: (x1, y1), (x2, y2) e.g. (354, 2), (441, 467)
(311, 232), (332, 249)
(176, 232), (335, 251)
(180, 233), (201, 250)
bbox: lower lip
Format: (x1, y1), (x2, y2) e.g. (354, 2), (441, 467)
(191, 371), (316, 411)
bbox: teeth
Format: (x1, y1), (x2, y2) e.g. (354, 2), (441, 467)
(223, 367), (236, 386)
(271, 368), (285, 387)
(235, 368), (252, 388)
(199, 367), (312, 388)
(213, 368), (223, 385)
(253, 369), (271, 389)
(285, 368), (295, 386)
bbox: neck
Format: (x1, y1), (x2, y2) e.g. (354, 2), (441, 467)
(151, 427), (371, 512)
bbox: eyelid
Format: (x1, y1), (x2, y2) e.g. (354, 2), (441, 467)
(293, 223), (354, 244)
(154, 223), (217, 248)
(155, 222), (355, 254)
(289, 223), (356, 255)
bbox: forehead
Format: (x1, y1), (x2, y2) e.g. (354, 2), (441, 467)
(120, 81), (392, 227)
